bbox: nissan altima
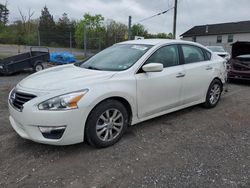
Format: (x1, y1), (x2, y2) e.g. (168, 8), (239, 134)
(8, 39), (227, 148)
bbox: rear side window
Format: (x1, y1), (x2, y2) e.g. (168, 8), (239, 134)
(145, 45), (179, 68)
(181, 45), (205, 64)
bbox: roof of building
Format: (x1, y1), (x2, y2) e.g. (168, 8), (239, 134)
(181, 20), (250, 37)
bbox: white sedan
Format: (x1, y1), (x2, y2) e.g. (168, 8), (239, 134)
(206, 46), (231, 61)
(8, 39), (227, 148)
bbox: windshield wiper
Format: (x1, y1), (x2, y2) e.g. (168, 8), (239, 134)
(85, 65), (102, 70)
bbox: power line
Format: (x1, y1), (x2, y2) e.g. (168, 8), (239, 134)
(133, 7), (174, 25)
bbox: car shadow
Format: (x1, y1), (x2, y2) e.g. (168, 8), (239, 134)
(11, 104), (202, 155)
(0, 69), (32, 77)
(228, 79), (250, 86)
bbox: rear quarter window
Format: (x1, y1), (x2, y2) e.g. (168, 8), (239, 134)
(204, 50), (212, 60)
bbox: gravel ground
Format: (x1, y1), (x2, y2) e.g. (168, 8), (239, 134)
(0, 72), (250, 188)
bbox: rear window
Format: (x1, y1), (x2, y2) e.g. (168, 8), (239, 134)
(235, 55), (250, 62)
(236, 54), (250, 58)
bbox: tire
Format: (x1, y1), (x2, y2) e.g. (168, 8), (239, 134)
(33, 62), (44, 72)
(203, 79), (223, 108)
(85, 99), (129, 148)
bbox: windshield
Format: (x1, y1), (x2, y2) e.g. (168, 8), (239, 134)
(80, 44), (152, 71)
(237, 54), (250, 58)
(207, 46), (225, 52)
(236, 54), (250, 63)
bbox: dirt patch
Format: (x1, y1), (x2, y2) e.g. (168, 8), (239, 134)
(0, 74), (250, 188)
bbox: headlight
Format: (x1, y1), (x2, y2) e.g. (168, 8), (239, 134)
(38, 90), (88, 110)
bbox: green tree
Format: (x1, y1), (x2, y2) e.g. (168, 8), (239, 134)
(0, 2), (9, 25)
(147, 32), (173, 39)
(75, 13), (105, 48)
(0, 21), (4, 32)
(38, 6), (56, 46)
(131, 24), (148, 38)
(105, 19), (128, 47)
(55, 13), (75, 47)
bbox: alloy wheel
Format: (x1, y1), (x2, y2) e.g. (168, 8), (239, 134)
(209, 83), (221, 105)
(96, 108), (124, 142)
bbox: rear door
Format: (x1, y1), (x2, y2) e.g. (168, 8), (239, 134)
(135, 45), (185, 119)
(180, 44), (214, 104)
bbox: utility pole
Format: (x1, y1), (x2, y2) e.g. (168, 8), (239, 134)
(84, 24), (87, 57)
(98, 33), (101, 51)
(69, 31), (72, 53)
(128, 16), (132, 40)
(38, 29), (41, 46)
(173, 0), (178, 39)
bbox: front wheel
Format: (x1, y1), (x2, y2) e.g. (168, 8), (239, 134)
(203, 79), (223, 108)
(85, 99), (129, 148)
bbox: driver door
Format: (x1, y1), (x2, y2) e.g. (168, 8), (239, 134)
(135, 45), (185, 119)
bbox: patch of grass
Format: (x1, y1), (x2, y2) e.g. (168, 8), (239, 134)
(75, 55), (86, 60)
(0, 54), (8, 59)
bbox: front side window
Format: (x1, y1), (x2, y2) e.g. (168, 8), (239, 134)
(80, 44), (152, 71)
(145, 45), (179, 68)
(182, 45), (205, 64)
(217, 35), (222, 43)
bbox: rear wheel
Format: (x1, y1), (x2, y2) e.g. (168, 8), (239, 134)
(34, 63), (44, 72)
(85, 99), (128, 148)
(203, 79), (223, 108)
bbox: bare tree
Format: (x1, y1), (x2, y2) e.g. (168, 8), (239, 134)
(18, 7), (35, 33)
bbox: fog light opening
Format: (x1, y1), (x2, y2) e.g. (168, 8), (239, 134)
(39, 126), (66, 139)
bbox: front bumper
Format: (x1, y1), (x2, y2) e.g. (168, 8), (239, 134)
(8, 100), (89, 145)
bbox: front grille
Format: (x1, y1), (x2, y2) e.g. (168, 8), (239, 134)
(10, 91), (36, 111)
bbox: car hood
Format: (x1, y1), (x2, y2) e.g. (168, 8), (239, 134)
(18, 64), (116, 91)
(231, 41), (250, 58)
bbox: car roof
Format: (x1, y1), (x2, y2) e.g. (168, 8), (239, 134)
(207, 46), (224, 48)
(119, 39), (201, 46)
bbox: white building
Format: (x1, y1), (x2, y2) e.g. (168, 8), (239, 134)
(180, 21), (250, 53)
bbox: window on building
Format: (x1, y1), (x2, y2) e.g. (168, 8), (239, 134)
(217, 36), (222, 43)
(228, 35), (234, 43)
(192, 36), (196, 42)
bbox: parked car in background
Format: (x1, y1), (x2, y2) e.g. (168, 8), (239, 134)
(0, 47), (50, 75)
(8, 39), (227, 148)
(207, 46), (231, 61)
(228, 41), (250, 81)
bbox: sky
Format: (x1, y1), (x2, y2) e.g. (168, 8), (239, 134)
(3, 0), (250, 37)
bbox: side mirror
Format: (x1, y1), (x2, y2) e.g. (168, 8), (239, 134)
(142, 63), (163, 73)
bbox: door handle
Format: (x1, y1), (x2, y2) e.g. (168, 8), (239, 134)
(176, 72), (185, 78)
(206, 66), (213, 70)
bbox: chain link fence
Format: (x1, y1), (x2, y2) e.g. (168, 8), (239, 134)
(0, 31), (128, 58)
